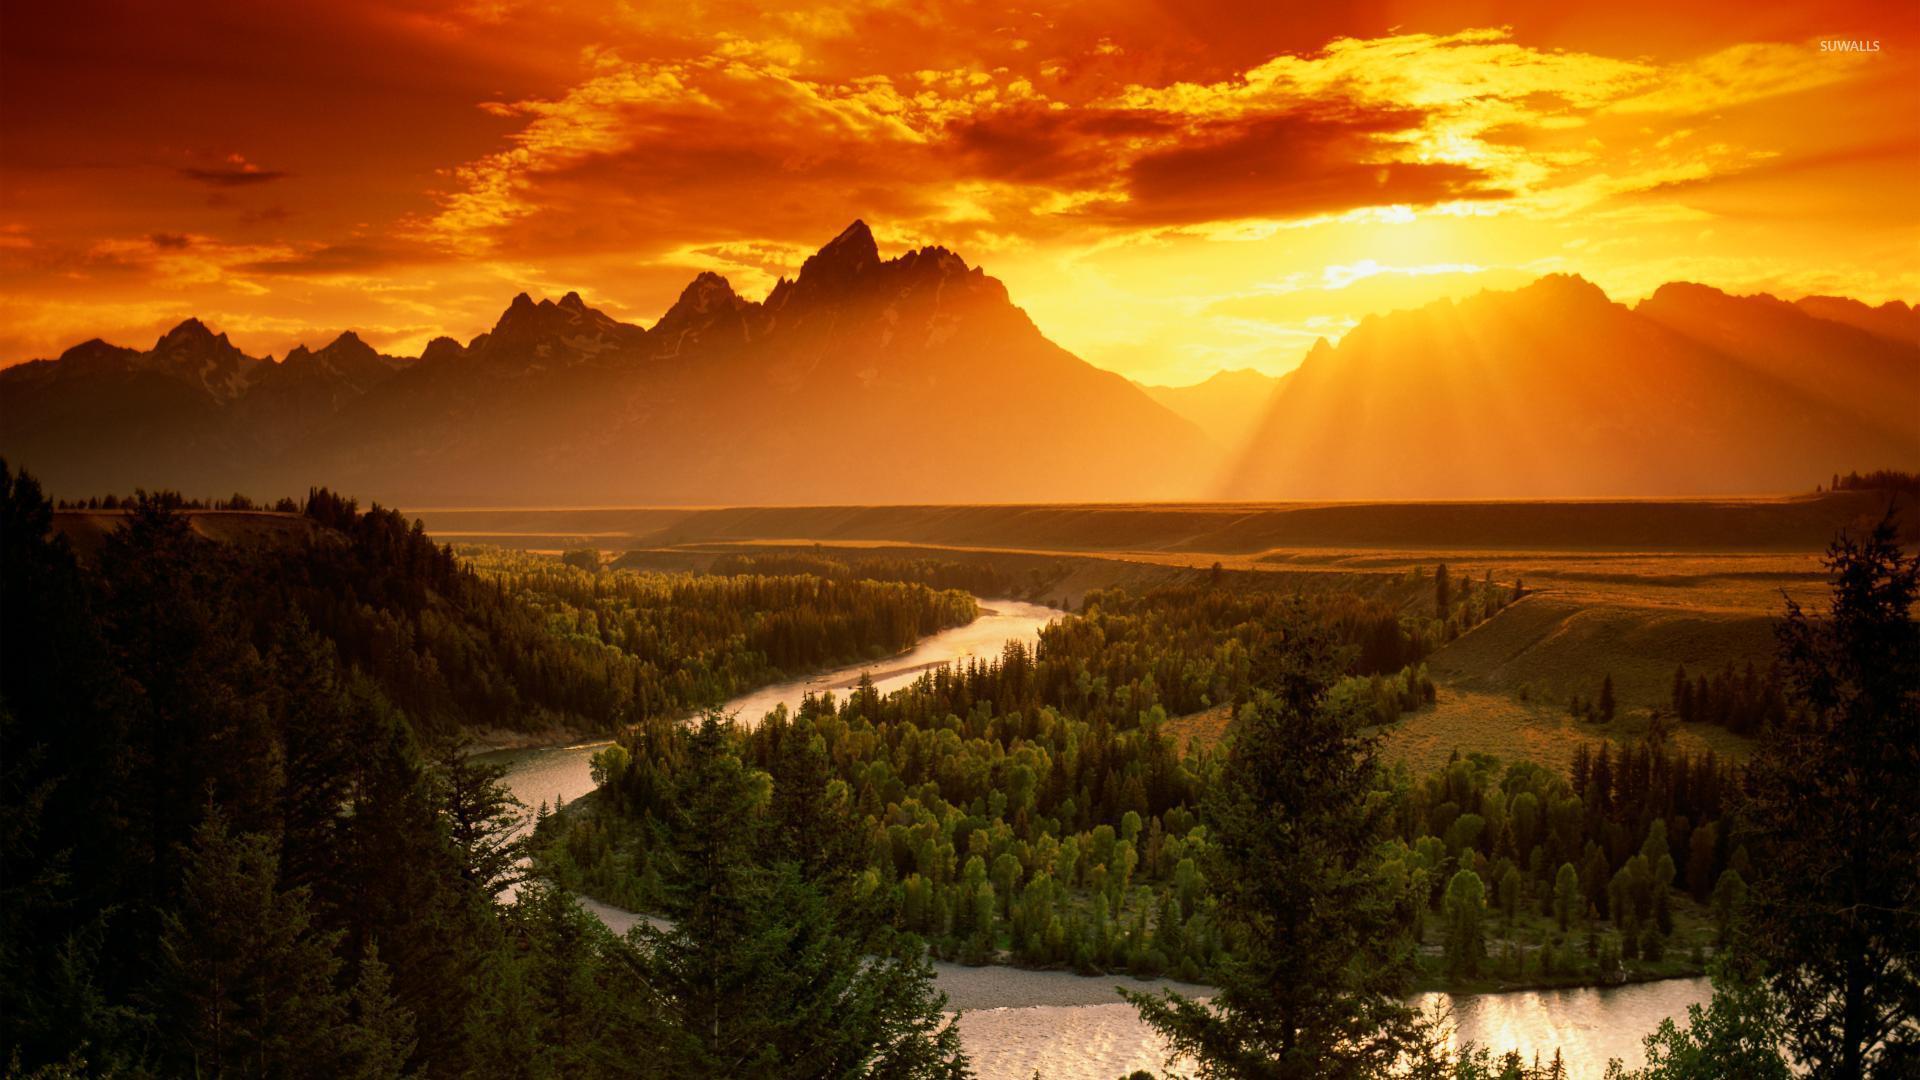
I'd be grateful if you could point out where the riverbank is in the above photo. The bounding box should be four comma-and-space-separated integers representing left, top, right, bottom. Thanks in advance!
564, 881, 1708, 1080
464, 724, 606, 754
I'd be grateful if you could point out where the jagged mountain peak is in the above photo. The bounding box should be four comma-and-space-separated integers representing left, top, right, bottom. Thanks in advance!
420, 336, 467, 365
156, 317, 219, 348
474, 288, 646, 369
794, 219, 881, 291
1795, 294, 1920, 345
57, 337, 138, 366
672, 271, 738, 311
824, 218, 876, 257
146, 316, 262, 401
1505, 272, 1612, 309
651, 271, 755, 356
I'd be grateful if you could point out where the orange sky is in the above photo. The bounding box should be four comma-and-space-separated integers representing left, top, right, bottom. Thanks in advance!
2, 0, 1915, 384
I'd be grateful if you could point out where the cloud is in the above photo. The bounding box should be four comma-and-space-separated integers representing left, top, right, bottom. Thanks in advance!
1099, 110, 1506, 225
238, 243, 415, 276
411, 24, 1885, 263
179, 166, 289, 187
3, 6, 1911, 377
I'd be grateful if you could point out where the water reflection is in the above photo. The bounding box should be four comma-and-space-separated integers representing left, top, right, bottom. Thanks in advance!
1418, 980, 1712, 1078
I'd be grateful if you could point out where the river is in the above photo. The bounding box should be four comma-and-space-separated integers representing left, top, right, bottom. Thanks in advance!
478, 598, 1710, 1079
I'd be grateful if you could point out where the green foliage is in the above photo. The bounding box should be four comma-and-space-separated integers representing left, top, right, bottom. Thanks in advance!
0, 466, 975, 1078
630, 715, 968, 1078
1122, 614, 1435, 1077
1741, 513, 1920, 1077
703, 551, 1013, 597
461, 545, 979, 730
1444, 870, 1487, 978
153, 812, 366, 1078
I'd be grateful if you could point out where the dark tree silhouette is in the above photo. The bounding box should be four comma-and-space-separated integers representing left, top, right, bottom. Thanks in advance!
1742, 514, 1920, 1078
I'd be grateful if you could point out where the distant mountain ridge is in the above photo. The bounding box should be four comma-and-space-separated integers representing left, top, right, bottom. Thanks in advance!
1226, 275, 1919, 499
2, 227, 1913, 503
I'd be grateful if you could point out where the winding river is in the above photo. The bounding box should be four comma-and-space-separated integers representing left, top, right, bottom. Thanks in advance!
477, 599, 1710, 1079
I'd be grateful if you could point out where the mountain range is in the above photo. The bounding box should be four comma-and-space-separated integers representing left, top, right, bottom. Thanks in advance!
1226, 275, 1918, 499
1, 222, 1914, 503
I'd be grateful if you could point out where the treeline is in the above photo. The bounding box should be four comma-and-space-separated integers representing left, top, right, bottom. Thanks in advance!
54, 490, 302, 511
705, 551, 1013, 597
948, 584, 1430, 728
3, 465, 613, 1074
461, 547, 977, 722
573, 666, 1216, 977
38, 480, 980, 738
1827, 468, 1920, 496
1387, 737, 1745, 983
1426, 561, 1522, 643
1669, 661, 1789, 735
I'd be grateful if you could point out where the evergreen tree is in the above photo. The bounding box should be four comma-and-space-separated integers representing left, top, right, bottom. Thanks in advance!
429, 741, 527, 902
151, 812, 362, 1078
1742, 515, 1920, 1077
1123, 615, 1433, 1077
1444, 870, 1488, 979
1552, 864, 1581, 932
339, 945, 417, 1080
635, 715, 968, 1078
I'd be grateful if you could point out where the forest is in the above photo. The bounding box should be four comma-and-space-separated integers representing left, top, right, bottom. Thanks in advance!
3, 459, 1915, 1078
546, 589, 1743, 989
1, 466, 975, 1077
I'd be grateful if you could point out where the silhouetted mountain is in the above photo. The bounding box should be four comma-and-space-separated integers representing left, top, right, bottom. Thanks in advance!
1, 223, 1212, 503
1227, 275, 1919, 499
1138, 368, 1288, 455
1638, 283, 1918, 443
241, 332, 410, 446
147, 318, 265, 401
5, 237, 1914, 503
302, 221, 1214, 503
1793, 295, 1920, 347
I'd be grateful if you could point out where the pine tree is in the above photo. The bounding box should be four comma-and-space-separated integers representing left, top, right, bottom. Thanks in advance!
339, 944, 417, 1080
152, 812, 354, 1078
429, 739, 527, 901
1123, 615, 1434, 1076
1444, 869, 1488, 978
636, 714, 968, 1078
1742, 515, 1920, 1077
1553, 863, 1581, 932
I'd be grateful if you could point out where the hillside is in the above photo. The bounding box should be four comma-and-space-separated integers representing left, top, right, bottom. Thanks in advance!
1225, 275, 1919, 499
